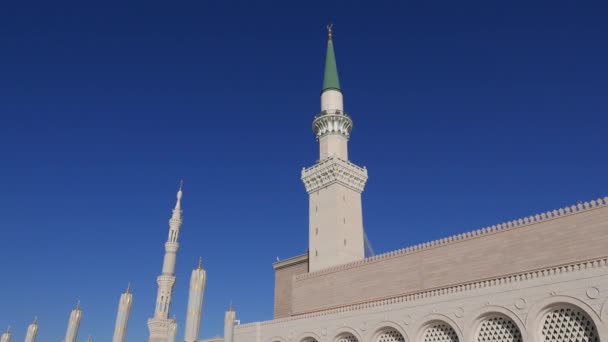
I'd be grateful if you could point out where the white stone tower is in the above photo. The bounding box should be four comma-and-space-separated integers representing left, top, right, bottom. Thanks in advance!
112, 284, 133, 342
302, 25, 369, 272
148, 181, 183, 342
25, 318, 38, 342
64, 301, 82, 342
184, 258, 207, 342
223, 305, 236, 342
1, 326, 10, 342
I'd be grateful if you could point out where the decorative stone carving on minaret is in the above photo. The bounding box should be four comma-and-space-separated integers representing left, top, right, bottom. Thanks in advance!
302, 26, 369, 272
184, 258, 207, 342
112, 283, 133, 342
148, 181, 183, 342
64, 301, 82, 342
25, 318, 38, 342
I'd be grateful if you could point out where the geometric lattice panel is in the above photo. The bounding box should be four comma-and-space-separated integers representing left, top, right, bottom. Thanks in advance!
477, 315, 522, 342
541, 307, 599, 342
377, 328, 405, 342
423, 323, 459, 342
337, 333, 358, 342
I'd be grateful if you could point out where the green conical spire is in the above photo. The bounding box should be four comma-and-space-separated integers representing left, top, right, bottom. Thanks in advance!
322, 24, 341, 93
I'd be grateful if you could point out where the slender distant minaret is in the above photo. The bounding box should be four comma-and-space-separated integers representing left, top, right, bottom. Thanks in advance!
184, 258, 207, 342
223, 305, 236, 342
148, 181, 184, 342
302, 25, 369, 272
112, 284, 133, 342
85, 336, 92, 342
64, 302, 82, 342
1, 326, 10, 342
25, 318, 38, 342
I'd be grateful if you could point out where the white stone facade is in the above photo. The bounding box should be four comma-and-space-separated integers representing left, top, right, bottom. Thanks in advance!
235, 258, 608, 342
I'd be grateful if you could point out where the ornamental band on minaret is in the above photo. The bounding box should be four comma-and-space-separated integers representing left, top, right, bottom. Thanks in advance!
302, 25, 369, 272
112, 284, 133, 342
148, 182, 183, 342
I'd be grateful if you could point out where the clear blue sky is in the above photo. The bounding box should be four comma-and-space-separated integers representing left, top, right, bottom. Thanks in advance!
1, 1, 607, 341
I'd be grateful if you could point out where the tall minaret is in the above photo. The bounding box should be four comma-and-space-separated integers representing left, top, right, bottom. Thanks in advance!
25, 318, 38, 342
112, 284, 133, 342
1, 326, 10, 342
223, 305, 236, 342
302, 25, 369, 272
184, 258, 207, 342
148, 181, 183, 342
64, 301, 82, 342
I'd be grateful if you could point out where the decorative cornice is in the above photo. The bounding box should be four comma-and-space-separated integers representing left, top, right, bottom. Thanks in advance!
301, 156, 368, 193
236, 255, 608, 329
295, 197, 608, 280
313, 110, 352, 141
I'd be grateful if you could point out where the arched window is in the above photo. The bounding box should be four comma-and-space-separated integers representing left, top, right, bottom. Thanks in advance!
477, 315, 522, 342
336, 333, 358, 342
422, 322, 458, 342
302, 338, 318, 342
376, 328, 405, 342
540, 305, 599, 342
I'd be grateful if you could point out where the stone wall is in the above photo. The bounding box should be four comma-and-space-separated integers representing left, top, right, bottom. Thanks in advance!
291, 199, 608, 314
274, 253, 309, 318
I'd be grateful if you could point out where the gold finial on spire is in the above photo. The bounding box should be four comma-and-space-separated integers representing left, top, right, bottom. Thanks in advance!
229, 301, 234, 312
197, 257, 203, 270
126, 282, 131, 294
76, 299, 81, 310
327, 23, 333, 40
33, 316, 37, 324
179, 178, 184, 191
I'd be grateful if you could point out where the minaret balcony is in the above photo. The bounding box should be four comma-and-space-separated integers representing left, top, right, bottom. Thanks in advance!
313, 110, 353, 141
301, 156, 368, 193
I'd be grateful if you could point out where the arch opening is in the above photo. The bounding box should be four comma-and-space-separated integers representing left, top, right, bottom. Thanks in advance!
336, 333, 358, 342
540, 305, 599, 342
476, 314, 522, 342
422, 322, 459, 342
375, 328, 405, 342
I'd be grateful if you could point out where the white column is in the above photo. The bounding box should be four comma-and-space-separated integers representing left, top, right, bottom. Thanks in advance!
224, 306, 236, 342
25, 318, 38, 342
64, 302, 82, 342
0, 327, 10, 342
184, 259, 207, 342
112, 284, 133, 342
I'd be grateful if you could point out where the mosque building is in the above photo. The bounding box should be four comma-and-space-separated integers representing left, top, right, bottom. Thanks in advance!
219, 26, 608, 342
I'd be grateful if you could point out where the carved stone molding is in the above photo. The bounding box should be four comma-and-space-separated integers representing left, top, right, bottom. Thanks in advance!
302, 157, 368, 194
